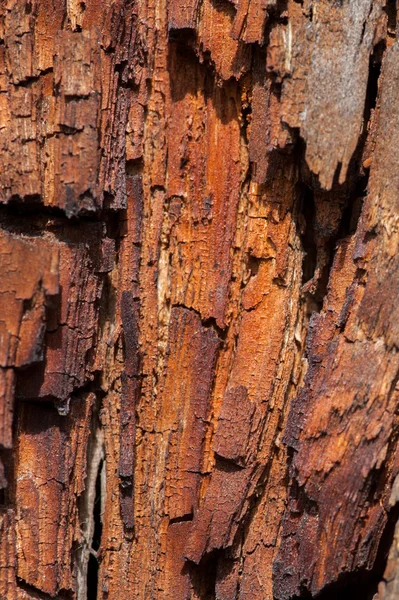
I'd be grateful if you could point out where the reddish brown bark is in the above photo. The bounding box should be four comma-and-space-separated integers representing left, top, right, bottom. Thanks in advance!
0, 0, 398, 599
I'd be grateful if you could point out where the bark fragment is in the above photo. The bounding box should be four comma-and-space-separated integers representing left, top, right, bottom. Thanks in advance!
0, 0, 398, 599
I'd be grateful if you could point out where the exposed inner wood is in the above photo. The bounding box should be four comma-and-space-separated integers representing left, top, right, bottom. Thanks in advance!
0, 0, 398, 599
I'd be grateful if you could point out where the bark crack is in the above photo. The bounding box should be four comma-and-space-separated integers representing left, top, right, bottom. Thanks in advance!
75, 396, 105, 600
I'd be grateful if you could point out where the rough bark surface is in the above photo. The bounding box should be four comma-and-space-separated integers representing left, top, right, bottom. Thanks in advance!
0, 0, 398, 599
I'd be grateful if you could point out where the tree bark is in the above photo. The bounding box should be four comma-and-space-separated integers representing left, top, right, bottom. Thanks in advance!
0, 0, 398, 598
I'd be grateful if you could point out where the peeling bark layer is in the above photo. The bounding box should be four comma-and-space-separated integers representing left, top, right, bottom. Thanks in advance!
0, 0, 398, 599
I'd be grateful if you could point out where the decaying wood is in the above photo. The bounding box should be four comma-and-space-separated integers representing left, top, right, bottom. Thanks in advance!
0, 0, 398, 598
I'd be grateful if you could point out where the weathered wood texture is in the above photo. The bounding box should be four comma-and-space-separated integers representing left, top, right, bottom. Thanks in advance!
0, 0, 398, 599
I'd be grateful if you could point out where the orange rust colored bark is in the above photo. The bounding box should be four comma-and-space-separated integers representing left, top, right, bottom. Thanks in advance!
0, 0, 398, 599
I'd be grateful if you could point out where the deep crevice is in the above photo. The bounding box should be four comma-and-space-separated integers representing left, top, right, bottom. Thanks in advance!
169, 512, 194, 525
214, 454, 245, 471
0, 449, 13, 503
366, 41, 384, 119
201, 315, 229, 341
384, 0, 397, 38
298, 184, 317, 290
186, 548, 221, 600
75, 395, 104, 600
87, 457, 103, 600
0, 199, 126, 240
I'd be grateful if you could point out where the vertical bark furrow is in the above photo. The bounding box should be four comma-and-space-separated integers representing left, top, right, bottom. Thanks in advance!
0, 0, 398, 599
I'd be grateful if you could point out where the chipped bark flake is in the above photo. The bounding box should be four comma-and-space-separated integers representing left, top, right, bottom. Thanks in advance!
282, 0, 384, 189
